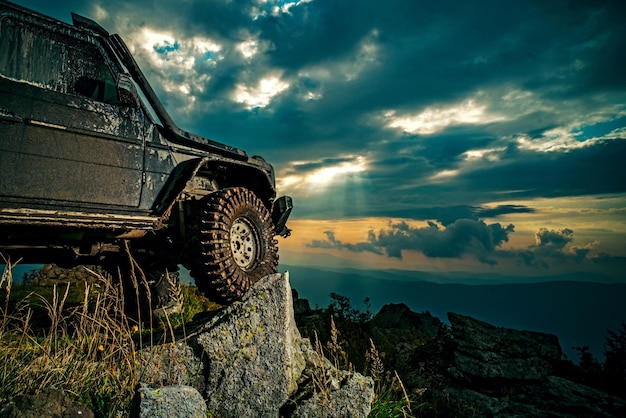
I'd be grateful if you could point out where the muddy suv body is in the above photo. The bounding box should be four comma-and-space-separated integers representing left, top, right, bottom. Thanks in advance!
0, 1, 292, 302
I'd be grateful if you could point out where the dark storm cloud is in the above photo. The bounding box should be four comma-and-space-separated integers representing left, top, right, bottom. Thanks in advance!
307, 230, 383, 255
62, 0, 621, 156
359, 135, 626, 219
517, 227, 595, 268
590, 253, 626, 265
384, 205, 535, 226
460, 139, 626, 200
476, 205, 535, 219
374, 220, 514, 261
307, 223, 621, 271
39, 1, 620, 166
13, 0, 626, 229
535, 228, 574, 249
307, 219, 515, 265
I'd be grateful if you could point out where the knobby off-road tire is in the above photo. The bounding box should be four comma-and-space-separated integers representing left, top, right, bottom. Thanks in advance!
188, 187, 278, 303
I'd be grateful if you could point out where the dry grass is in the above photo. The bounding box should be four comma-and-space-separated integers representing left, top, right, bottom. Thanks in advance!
367, 339, 426, 418
0, 258, 139, 416
307, 315, 422, 417
308, 317, 352, 416
311, 331, 332, 414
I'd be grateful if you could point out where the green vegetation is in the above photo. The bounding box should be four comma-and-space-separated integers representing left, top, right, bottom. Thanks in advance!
298, 292, 626, 417
556, 322, 626, 399
0, 260, 137, 416
3, 260, 625, 416
301, 293, 431, 417
0, 260, 222, 416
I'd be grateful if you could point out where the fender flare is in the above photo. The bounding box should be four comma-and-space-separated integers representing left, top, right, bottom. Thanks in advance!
152, 157, 209, 215
152, 157, 276, 217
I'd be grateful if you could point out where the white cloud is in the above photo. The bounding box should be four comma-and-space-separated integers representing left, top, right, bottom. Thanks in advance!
233, 74, 290, 109
123, 28, 223, 115
516, 125, 626, 153
135, 29, 222, 69
518, 127, 580, 152
429, 169, 460, 181
278, 155, 368, 194
92, 5, 108, 21
385, 98, 506, 135
250, 0, 313, 19
237, 39, 260, 59
305, 91, 323, 100
463, 147, 506, 162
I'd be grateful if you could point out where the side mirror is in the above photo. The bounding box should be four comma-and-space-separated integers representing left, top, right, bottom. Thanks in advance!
117, 73, 139, 107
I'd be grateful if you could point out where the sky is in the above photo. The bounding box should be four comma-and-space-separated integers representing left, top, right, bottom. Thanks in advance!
9, 0, 626, 282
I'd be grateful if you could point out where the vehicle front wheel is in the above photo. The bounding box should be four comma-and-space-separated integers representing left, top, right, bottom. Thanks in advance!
187, 187, 278, 303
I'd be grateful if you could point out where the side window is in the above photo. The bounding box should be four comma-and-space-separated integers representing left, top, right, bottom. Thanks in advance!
0, 16, 120, 104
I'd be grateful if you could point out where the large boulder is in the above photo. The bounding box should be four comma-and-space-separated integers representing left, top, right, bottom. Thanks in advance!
140, 272, 373, 417
134, 384, 207, 418
448, 312, 562, 383
189, 272, 307, 417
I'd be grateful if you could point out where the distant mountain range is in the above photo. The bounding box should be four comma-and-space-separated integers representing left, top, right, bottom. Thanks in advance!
282, 264, 626, 361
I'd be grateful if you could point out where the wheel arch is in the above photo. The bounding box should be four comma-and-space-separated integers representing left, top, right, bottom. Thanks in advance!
153, 157, 276, 219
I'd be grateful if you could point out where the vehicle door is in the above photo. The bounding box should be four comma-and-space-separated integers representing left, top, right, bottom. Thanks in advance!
0, 13, 145, 209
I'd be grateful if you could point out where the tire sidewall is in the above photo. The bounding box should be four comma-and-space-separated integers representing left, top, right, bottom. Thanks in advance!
187, 187, 278, 302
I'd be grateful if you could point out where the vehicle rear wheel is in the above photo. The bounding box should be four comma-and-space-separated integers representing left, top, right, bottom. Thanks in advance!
187, 187, 278, 303
102, 246, 183, 322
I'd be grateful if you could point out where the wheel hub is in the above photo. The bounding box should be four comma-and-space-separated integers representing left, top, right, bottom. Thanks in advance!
229, 217, 259, 270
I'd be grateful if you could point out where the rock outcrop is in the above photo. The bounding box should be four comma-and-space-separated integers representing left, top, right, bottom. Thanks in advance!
371, 303, 442, 347
448, 312, 562, 383
292, 299, 626, 418
443, 312, 626, 417
361, 306, 625, 417
136, 272, 374, 418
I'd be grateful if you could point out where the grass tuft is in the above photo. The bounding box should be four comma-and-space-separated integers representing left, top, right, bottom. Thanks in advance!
0, 259, 138, 416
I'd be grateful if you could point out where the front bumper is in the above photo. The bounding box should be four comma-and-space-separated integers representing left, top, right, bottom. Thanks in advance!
271, 196, 293, 237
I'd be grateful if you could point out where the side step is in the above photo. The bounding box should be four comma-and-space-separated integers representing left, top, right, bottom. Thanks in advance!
0, 208, 158, 230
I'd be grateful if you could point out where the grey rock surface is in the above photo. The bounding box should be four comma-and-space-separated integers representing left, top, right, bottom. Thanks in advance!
448, 312, 562, 382
443, 375, 626, 417
290, 369, 374, 418
190, 272, 306, 417
444, 312, 626, 417
137, 341, 205, 393
135, 383, 207, 418
132, 272, 374, 418
0, 389, 94, 418
282, 335, 374, 418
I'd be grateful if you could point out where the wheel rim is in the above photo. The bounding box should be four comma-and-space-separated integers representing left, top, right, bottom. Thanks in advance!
229, 216, 259, 270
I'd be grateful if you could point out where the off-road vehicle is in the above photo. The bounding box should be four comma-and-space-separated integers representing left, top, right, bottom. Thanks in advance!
0, 0, 292, 304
